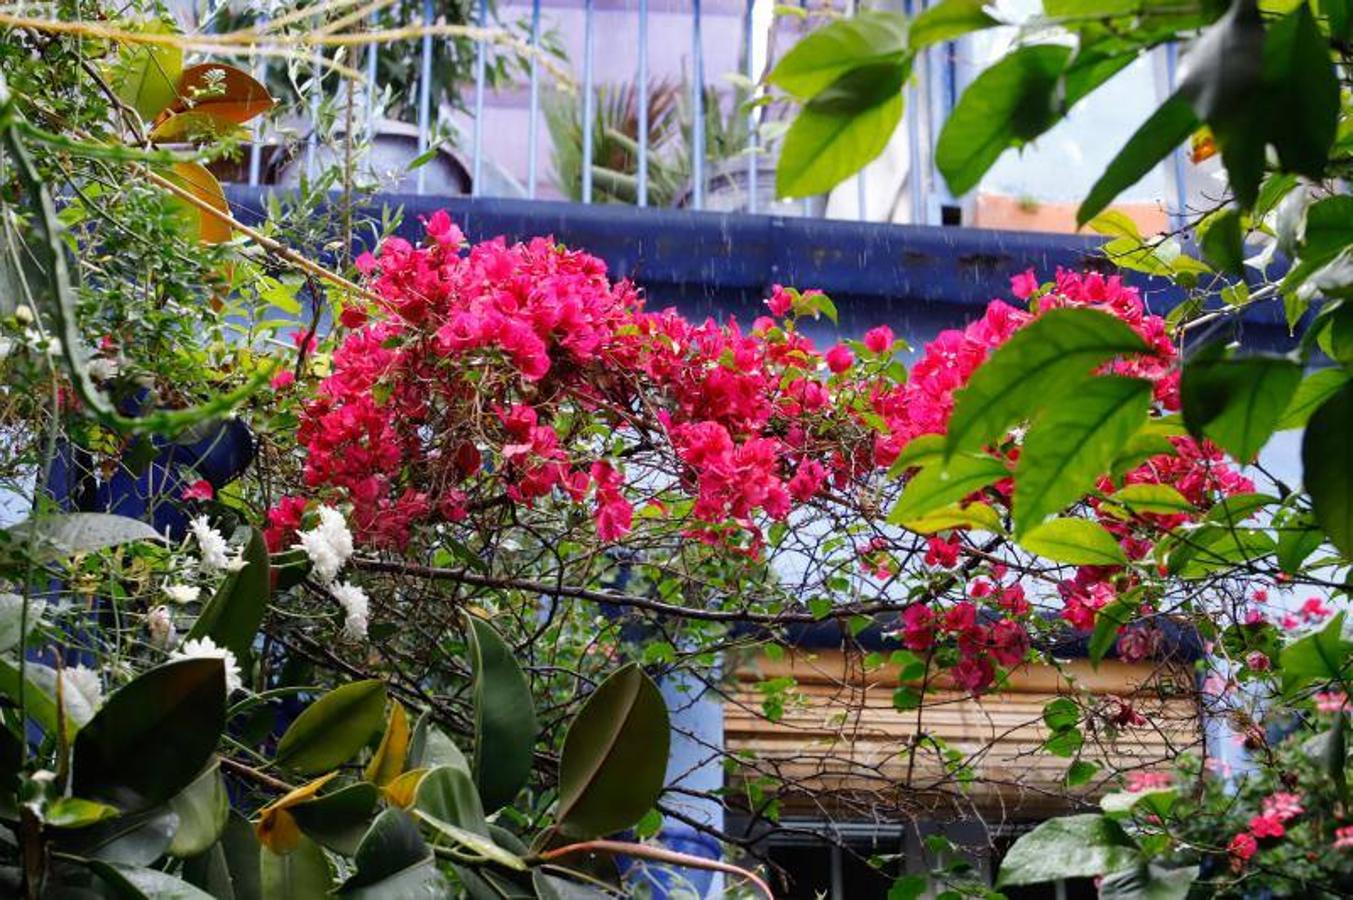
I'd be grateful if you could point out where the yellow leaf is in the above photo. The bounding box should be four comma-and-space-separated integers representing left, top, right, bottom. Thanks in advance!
254, 771, 337, 855
382, 767, 428, 809
364, 701, 409, 786
163, 162, 231, 244
150, 63, 275, 142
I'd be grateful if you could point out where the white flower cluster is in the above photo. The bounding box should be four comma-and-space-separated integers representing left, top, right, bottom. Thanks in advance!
147, 605, 176, 648
172, 636, 243, 694
188, 516, 246, 573
298, 505, 354, 584
59, 665, 104, 711
330, 581, 370, 641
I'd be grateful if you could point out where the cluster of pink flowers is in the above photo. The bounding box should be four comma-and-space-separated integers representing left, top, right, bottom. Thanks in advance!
1230, 791, 1306, 868
1124, 771, 1172, 792
897, 593, 1031, 694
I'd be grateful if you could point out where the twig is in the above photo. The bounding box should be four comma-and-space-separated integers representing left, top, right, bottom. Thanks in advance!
534, 839, 774, 899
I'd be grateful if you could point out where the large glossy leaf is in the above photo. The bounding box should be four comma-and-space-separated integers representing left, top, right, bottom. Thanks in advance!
255, 772, 339, 854
556, 663, 670, 838
1261, 3, 1339, 179
407, 711, 470, 772
411, 810, 526, 871
290, 782, 380, 856
1277, 369, 1349, 430
935, 44, 1070, 196
340, 808, 433, 892
1281, 612, 1353, 695
1078, 94, 1198, 226
260, 835, 332, 899
0, 656, 66, 735
1099, 864, 1199, 900
1182, 348, 1301, 463
187, 526, 269, 661
945, 308, 1150, 458
909, 0, 999, 48
776, 62, 908, 199
275, 680, 387, 775
888, 453, 1008, 526
87, 860, 214, 899
766, 11, 909, 98
59, 806, 179, 865
182, 812, 259, 900
997, 814, 1140, 886
414, 765, 487, 836
5, 512, 162, 563
167, 760, 228, 858
72, 658, 226, 812
1020, 518, 1127, 566
1014, 376, 1151, 536
466, 616, 537, 813
1303, 382, 1353, 557
365, 701, 410, 786
1198, 208, 1244, 276
149, 63, 275, 141
163, 162, 231, 244
107, 23, 183, 120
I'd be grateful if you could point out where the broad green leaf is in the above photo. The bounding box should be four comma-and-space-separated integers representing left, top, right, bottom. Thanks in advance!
289, 782, 380, 856
255, 772, 339, 855
182, 812, 260, 900
1261, 3, 1339, 179
341, 808, 432, 891
1100, 787, 1176, 817
413, 810, 527, 871
466, 615, 537, 813
1181, 348, 1302, 463
1020, 518, 1127, 566
1277, 369, 1349, 430
1276, 510, 1323, 574
1042, 698, 1079, 732
1099, 864, 1199, 900
365, 701, 410, 786
767, 11, 909, 98
888, 453, 1008, 526
896, 502, 1003, 535
167, 760, 228, 857
1300, 196, 1353, 264
187, 526, 269, 661
414, 765, 487, 837
1198, 208, 1244, 275
909, 0, 999, 48
43, 797, 120, 828
1065, 760, 1099, 787
5, 512, 163, 563
261, 836, 332, 898
0, 656, 66, 735
1175, 528, 1275, 579
87, 860, 214, 900
1089, 598, 1138, 667
72, 658, 226, 812
275, 680, 387, 775
340, 858, 447, 899
1078, 94, 1198, 226
996, 815, 1140, 886
1044, 728, 1084, 757
57, 806, 178, 865
1107, 484, 1194, 516
407, 712, 470, 773
776, 63, 908, 198
1302, 382, 1353, 556
886, 433, 946, 478
936, 44, 1071, 196
946, 308, 1150, 457
1281, 612, 1353, 694
556, 663, 670, 838
107, 23, 183, 120
1014, 376, 1152, 535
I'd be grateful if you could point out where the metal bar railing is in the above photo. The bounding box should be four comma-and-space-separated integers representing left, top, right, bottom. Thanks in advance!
581, 0, 596, 203
690, 0, 705, 211
472, 0, 488, 195
527, 0, 542, 199
742, 0, 756, 214
637, 0, 649, 207
415, 0, 434, 194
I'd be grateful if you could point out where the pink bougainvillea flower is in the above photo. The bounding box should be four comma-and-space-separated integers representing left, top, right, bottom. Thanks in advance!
181, 480, 214, 502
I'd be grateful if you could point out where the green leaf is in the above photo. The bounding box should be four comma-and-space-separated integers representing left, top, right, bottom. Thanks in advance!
260, 835, 332, 899
87, 860, 214, 900
1302, 382, 1353, 557
1300, 197, 1353, 264
1044, 728, 1084, 757
767, 11, 909, 98
1199, 208, 1245, 276
290, 782, 380, 855
465, 615, 537, 814
1181, 348, 1302, 463
412, 810, 528, 872
414, 765, 487, 837
556, 663, 670, 838
996, 815, 1141, 886
0, 656, 67, 736
43, 797, 120, 828
167, 760, 228, 857
407, 712, 471, 773
886, 433, 946, 478
1078, 94, 1198, 227
1280, 369, 1349, 430
275, 680, 387, 776
1013, 376, 1152, 535
187, 527, 269, 661
888, 453, 1008, 526
1107, 484, 1194, 516
5, 512, 163, 563
1089, 598, 1138, 667
1261, 2, 1339, 179
72, 658, 226, 812
340, 808, 436, 894
776, 62, 908, 198
1276, 511, 1323, 574
107, 23, 183, 120
889, 874, 930, 900
1101, 787, 1177, 817
909, 0, 999, 48
1020, 518, 1127, 566
936, 44, 1071, 196
1282, 612, 1353, 694
1098, 864, 1199, 900
1042, 698, 1079, 732
945, 308, 1150, 458
59, 807, 178, 865
1065, 760, 1099, 787
182, 812, 260, 900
